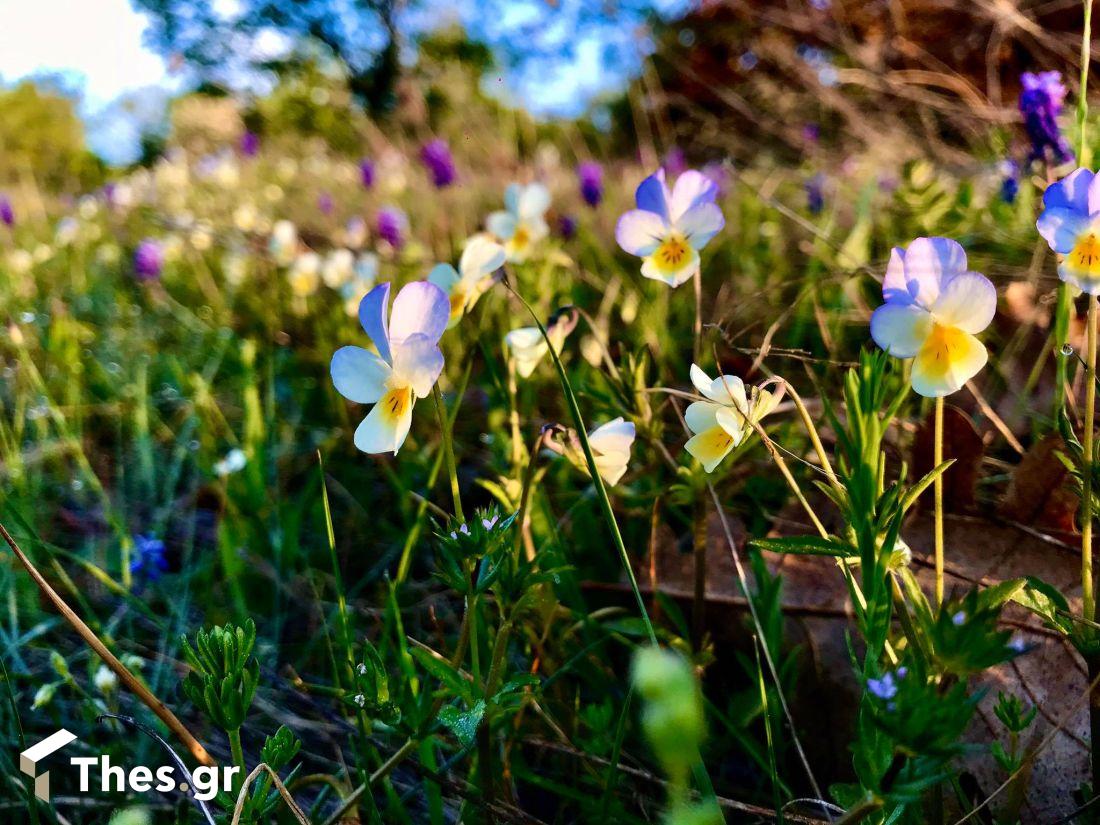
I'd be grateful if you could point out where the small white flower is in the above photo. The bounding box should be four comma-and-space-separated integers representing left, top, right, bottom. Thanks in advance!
94, 664, 118, 694
323, 248, 356, 289
214, 448, 247, 477
487, 183, 551, 262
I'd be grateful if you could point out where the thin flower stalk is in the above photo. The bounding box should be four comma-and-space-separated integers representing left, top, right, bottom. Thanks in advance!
934, 396, 946, 606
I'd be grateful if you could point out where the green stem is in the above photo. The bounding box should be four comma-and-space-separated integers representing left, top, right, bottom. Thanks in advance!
934, 396, 945, 607
1084, 296, 1097, 623
507, 283, 657, 646
228, 727, 246, 797
1078, 0, 1094, 169
433, 384, 464, 524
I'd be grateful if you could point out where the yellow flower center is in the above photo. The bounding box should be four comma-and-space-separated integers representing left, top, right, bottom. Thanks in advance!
918, 322, 969, 374
380, 385, 412, 421
1069, 232, 1100, 279
653, 235, 689, 271
512, 226, 530, 250
448, 288, 467, 319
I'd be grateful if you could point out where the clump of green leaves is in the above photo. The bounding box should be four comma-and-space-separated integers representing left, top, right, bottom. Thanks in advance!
180, 618, 259, 734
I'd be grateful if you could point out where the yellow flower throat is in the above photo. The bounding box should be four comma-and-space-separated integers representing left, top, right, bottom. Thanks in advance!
1069, 232, 1100, 278
653, 235, 689, 269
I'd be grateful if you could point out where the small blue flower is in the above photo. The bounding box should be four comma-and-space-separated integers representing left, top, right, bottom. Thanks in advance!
952, 610, 967, 626
577, 162, 603, 207
866, 672, 898, 701
130, 535, 168, 581
359, 159, 375, 189
133, 240, 163, 281
805, 174, 825, 214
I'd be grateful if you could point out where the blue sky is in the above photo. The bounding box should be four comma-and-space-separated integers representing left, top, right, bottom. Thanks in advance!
0, 0, 665, 163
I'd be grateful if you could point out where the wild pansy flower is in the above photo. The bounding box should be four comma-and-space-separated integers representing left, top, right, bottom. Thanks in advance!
578, 162, 603, 207
133, 240, 163, 281
130, 534, 168, 581
1019, 71, 1072, 166
323, 248, 356, 289
377, 207, 407, 250
684, 364, 781, 472
870, 237, 996, 397
615, 169, 725, 287
359, 158, 375, 189
288, 251, 322, 297
330, 281, 449, 454
269, 219, 298, 266
1035, 168, 1100, 294
340, 252, 379, 316
421, 139, 457, 188
487, 183, 551, 262
0, 194, 13, 227
428, 235, 507, 327
504, 307, 579, 378
548, 418, 635, 486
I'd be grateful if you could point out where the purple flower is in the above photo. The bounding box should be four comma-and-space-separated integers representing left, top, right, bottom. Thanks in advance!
130, 534, 168, 581
1019, 71, 1073, 166
558, 214, 578, 239
0, 195, 12, 227
133, 240, 163, 281
701, 162, 731, 196
240, 131, 260, 157
663, 147, 687, 177
805, 173, 825, 214
1000, 159, 1019, 204
802, 123, 821, 145
577, 162, 603, 207
376, 207, 407, 250
420, 139, 456, 188
318, 192, 335, 216
359, 159, 375, 189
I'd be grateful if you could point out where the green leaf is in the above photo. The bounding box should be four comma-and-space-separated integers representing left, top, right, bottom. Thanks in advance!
437, 699, 486, 747
749, 535, 857, 558
411, 647, 473, 700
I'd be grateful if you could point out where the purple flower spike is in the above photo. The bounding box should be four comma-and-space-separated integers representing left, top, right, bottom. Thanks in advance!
577, 162, 603, 207
421, 139, 456, 188
130, 534, 168, 581
133, 240, 163, 281
240, 131, 260, 157
558, 214, 578, 239
0, 195, 13, 227
1019, 71, 1073, 166
318, 192, 335, 216
376, 207, 407, 250
805, 173, 825, 214
359, 158, 375, 189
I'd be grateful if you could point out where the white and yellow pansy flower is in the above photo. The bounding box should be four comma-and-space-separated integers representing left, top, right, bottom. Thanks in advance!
330, 281, 450, 454
869, 237, 996, 397
487, 183, 551, 262
615, 168, 725, 287
504, 308, 579, 378
428, 235, 507, 326
684, 364, 781, 472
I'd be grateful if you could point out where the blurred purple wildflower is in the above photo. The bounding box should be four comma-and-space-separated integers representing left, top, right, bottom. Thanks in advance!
866, 672, 898, 701
663, 147, 687, 177
1019, 71, 1073, 166
133, 240, 163, 281
240, 131, 260, 157
558, 214, 578, 239
377, 207, 407, 249
0, 194, 13, 227
805, 173, 825, 214
359, 158, 375, 189
577, 162, 603, 207
1000, 159, 1019, 204
701, 162, 731, 196
130, 534, 168, 581
318, 192, 335, 216
420, 139, 456, 188
802, 123, 820, 145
